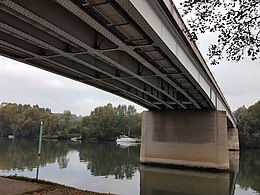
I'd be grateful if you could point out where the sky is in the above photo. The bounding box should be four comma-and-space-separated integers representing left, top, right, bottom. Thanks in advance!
0, 4, 259, 116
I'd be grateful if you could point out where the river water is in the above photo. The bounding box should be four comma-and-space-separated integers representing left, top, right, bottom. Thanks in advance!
0, 138, 259, 195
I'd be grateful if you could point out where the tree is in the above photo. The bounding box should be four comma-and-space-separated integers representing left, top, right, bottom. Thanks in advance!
234, 101, 260, 148
61, 110, 72, 136
81, 104, 142, 140
180, 0, 260, 65
126, 105, 141, 137
0, 102, 79, 138
0, 103, 19, 136
87, 103, 118, 140
0, 102, 141, 140
116, 105, 128, 135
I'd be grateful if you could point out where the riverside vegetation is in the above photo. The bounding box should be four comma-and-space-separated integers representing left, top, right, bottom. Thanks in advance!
234, 100, 260, 148
0, 102, 141, 140
0, 100, 260, 148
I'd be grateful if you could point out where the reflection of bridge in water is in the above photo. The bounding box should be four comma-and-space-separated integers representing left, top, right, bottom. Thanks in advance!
140, 151, 240, 195
0, 0, 239, 169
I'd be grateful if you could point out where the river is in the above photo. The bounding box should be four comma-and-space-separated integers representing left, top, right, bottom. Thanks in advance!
0, 138, 259, 195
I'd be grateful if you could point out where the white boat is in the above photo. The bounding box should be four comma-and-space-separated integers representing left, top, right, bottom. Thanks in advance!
116, 135, 136, 143
71, 135, 82, 141
8, 135, 15, 139
71, 137, 78, 141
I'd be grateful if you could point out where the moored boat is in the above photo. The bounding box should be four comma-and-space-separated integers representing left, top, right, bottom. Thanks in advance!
8, 135, 15, 139
116, 135, 136, 143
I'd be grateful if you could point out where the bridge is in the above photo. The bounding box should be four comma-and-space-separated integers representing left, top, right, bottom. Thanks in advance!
0, 0, 239, 170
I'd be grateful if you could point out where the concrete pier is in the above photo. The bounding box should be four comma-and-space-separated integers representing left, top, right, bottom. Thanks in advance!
140, 110, 230, 170
228, 128, 240, 150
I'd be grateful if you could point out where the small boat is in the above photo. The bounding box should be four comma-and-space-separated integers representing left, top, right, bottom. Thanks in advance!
116, 135, 136, 143
71, 135, 82, 141
8, 135, 15, 139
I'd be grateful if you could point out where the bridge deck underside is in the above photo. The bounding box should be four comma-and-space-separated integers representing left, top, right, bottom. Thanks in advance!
0, 0, 213, 110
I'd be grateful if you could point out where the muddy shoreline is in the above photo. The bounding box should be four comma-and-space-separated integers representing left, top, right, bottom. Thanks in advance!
0, 176, 111, 195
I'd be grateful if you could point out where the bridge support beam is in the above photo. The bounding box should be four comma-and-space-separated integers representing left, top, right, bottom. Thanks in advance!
228, 127, 239, 151
140, 110, 230, 170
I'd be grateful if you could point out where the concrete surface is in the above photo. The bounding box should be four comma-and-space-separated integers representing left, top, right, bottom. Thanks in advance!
140, 110, 230, 170
228, 127, 240, 150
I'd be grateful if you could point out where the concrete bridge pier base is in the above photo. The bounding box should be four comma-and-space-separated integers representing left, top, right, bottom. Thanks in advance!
228, 127, 240, 150
140, 110, 230, 170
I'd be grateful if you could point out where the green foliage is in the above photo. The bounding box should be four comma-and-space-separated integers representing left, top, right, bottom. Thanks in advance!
0, 102, 141, 140
234, 101, 260, 148
180, 0, 260, 65
0, 102, 80, 138
81, 103, 142, 140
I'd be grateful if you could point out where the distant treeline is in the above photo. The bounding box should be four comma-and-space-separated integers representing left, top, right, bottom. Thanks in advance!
1, 100, 259, 148
0, 102, 141, 140
234, 100, 260, 148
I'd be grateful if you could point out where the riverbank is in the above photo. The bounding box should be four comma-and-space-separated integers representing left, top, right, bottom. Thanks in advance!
0, 176, 111, 195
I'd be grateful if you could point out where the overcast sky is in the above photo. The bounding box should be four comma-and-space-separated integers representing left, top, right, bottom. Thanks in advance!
0, 5, 259, 116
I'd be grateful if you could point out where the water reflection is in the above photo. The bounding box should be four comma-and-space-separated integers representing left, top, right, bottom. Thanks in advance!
140, 165, 232, 195
0, 138, 260, 195
0, 138, 72, 171
117, 142, 139, 149
237, 149, 260, 193
0, 138, 140, 180
140, 151, 241, 195
78, 142, 140, 179
35, 155, 41, 180
229, 151, 239, 195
